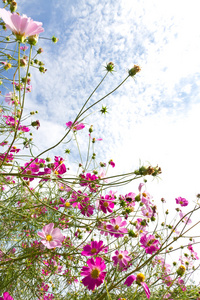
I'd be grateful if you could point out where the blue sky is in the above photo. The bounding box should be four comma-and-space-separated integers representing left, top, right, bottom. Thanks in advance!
1, 0, 200, 206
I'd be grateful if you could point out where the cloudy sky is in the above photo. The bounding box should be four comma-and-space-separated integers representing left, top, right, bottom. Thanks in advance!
2, 0, 200, 210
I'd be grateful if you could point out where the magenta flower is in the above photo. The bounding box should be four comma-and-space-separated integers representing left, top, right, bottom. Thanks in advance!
107, 216, 128, 238
0, 292, 14, 300
112, 250, 131, 270
37, 223, 64, 249
175, 197, 188, 207
124, 273, 150, 299
99, 196, 115, 214
66, 121, 85, 131
125, 192, 136, 206
140, 234, 160, 254
81, 257, 107, 290
81, 241, 108, 256
0, 9, 44, 41
109, 159, 115, 168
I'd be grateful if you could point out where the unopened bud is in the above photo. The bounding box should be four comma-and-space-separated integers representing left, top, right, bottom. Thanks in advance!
37, 47, 44, 54
39, 66, 47, 73
10, 1, 17, 12
129, 65, 141, 77
20, 58, 27, 67
52, 36, 59, 43
176, 265, 186, 276
106, 62, 114, 72
28, 35, 38, 46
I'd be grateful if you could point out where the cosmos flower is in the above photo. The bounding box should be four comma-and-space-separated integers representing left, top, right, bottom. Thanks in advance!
37, 223, 64, 249
107, 216, 127, 238
140, 234, 160, 254
0, 292, 14, 300
124, 273, 150, 299
66, 121, 85, 131
81, 257, 107, 290
175, 197, 188, 207
112, 250, 131, 270
0, 8, 44, 42
81, 241, 108, 256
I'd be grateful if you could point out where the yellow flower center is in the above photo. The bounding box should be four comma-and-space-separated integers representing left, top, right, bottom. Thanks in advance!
65, 202, 70, 207
103, 202, 109, 207
136, 273, 145, 283
91, 267, 100, 279
114, 225, 119, 230
91, 248, 97, 254
26, 170, 32, 175
142, 192, 147, 197
46, 234, 52, 241
118, 254, 123, 259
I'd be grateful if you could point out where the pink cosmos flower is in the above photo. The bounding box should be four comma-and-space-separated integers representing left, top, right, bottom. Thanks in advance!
0, 292, 14, 300
78, 197, 94, 217
124, 273, 150, 299
0, 9, 44, 40
141, 206, 154, 218
135, 218, 148, 235
37, 223, 64, 249
81, 257, 107, 290
99, 195, 115, 214
179, 211, 192, 224
4, 92, 18, 106
20, 45, 28, 51
140, 234, 160, 254
125, 192, 136, 206
112, 250, 131, 270
81, 241, 108, 256
175, 197, 188, 207
66, 121, 85, 131
107, 216, 128, 238
98, 221, 109, 236
79, 173, 100, 192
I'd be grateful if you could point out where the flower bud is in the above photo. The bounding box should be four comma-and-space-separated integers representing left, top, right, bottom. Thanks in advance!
31, 120, 40, 130
176, 265, 186, 276
105, 62, 114, 72
135, 195, 140, 202
129, 65, 141, 77
28, 35, 39, 46
39, 66, 47, 73
52, 36, 59, 43
37, 47, 44, 54
89, 125, 93, 133
128, 230, 138, 238
10, 1, 17, 12
20, 58, 27, 67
